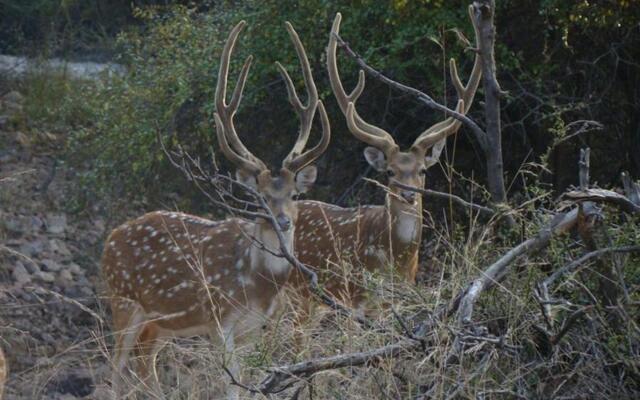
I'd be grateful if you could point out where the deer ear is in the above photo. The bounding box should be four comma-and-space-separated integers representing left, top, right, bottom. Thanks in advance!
295, 165, 317, 194
363, 146, 387, 172
424, 138, 446, 169
235, 169, 257, 190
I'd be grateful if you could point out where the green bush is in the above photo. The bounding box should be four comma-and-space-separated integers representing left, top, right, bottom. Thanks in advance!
66, 1, 481, 208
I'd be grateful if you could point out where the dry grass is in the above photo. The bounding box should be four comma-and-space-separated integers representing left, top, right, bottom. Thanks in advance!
1, 182, 638, 399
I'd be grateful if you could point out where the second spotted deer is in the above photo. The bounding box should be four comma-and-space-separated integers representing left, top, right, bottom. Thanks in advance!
290, 9, 482, 312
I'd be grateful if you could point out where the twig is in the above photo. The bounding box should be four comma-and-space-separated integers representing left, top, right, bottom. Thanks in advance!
157, 127, 378, 330
539, 245, 640, 292
394, 181, 495, 216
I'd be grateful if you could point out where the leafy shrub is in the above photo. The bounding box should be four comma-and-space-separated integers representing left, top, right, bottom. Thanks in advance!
65, 1, 484, 208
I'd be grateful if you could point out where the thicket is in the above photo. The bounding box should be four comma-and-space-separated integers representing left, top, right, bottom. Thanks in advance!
9, 0, 638, 212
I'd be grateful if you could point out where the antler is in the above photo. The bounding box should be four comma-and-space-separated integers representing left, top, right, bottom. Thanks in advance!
278, 22, 331, 172
411, 5, 483, 155
327, 13, 398, 155
214, 20, 267, 175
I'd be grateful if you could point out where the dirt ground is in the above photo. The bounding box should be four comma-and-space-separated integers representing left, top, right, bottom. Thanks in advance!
1, 90, 112, 399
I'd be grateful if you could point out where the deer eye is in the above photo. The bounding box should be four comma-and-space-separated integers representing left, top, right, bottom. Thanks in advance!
386, 169, 395, 177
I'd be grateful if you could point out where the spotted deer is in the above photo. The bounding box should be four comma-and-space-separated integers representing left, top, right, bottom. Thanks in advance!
102, 20, 329, 399
289, 9, 482, 311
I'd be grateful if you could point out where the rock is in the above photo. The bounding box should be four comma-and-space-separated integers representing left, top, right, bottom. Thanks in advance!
93, 218, 106, 233
1, 213, 42, 234
46, 214, 67, 234
12, 262, 32, 284
57, 270, 74, 288
49, 239, 71, 258
67, 263, 82, 275
41, 259, 63, 272
29, 215, 45, 231
2, 90, 24, 105
34, 271, 55, 283
19, 238, 47, 257
15, 131, 30, 148
50, 372, 94, 398
19, 259, 40, 274
57, 394, 79, 400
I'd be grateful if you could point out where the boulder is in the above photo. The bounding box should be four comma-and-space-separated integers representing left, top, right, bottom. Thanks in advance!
41, 259, 62, 272
46, 214, 67, 235
34, 271, 55, 283
12, 261, 32, 284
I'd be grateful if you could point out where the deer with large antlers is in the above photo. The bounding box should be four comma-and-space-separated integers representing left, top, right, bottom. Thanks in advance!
289, 9, 482, 312
102, 20, 329, 399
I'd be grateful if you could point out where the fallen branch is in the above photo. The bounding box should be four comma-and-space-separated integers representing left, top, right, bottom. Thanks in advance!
563, 188, 640, 214
456, 208, 579, 327
259, 337, 419, 394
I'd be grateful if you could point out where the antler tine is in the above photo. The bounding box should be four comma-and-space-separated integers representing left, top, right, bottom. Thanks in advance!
278, 21, 320, 167
328, 13, 397, 154
213, 113, 261, 175
215, 20, 267, 173
411, 4, 482, 154
412, 99, 465, 152
284, 100, 331, 172
345, 102, 396, 152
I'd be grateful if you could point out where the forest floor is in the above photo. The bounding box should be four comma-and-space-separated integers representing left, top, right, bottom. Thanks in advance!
0, 89, 112, 399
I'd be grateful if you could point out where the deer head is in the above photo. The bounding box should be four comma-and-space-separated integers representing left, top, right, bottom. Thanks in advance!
214, 21, 330, 231
327, 8, 481, 205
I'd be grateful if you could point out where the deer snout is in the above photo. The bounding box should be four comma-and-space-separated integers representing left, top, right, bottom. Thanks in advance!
400, 190, 417, 204
276, 214, 291, 232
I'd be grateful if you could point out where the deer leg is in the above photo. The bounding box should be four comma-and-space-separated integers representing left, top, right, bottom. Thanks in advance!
209, 326, 240, 400
133, 323, 165, 399
111, 306, 146, 399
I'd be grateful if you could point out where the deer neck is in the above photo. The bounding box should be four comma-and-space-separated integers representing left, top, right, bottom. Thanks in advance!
384, 193, 422, 278
250, 221, 294, 279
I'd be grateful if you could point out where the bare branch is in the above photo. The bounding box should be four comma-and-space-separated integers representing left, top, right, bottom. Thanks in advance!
457, 208, 579, 327
393, 181, 495, 217
333, 33, 489, 151
563, 188, 640, 214
539, 245, 640, 295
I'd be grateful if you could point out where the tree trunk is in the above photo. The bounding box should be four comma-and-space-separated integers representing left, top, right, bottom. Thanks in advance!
473, 1, 512, 222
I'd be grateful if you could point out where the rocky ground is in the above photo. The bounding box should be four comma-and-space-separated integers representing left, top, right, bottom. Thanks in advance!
1, 90, 110, 399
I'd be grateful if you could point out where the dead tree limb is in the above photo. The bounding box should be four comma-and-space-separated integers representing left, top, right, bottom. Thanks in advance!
563, 189, 640, 214
470, 0, 511, 220
456, 208, 578, 327
259, 338, 419, 394
575, 148, 619, 308
621, 171, 640, 205
538, 245, 640, 295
